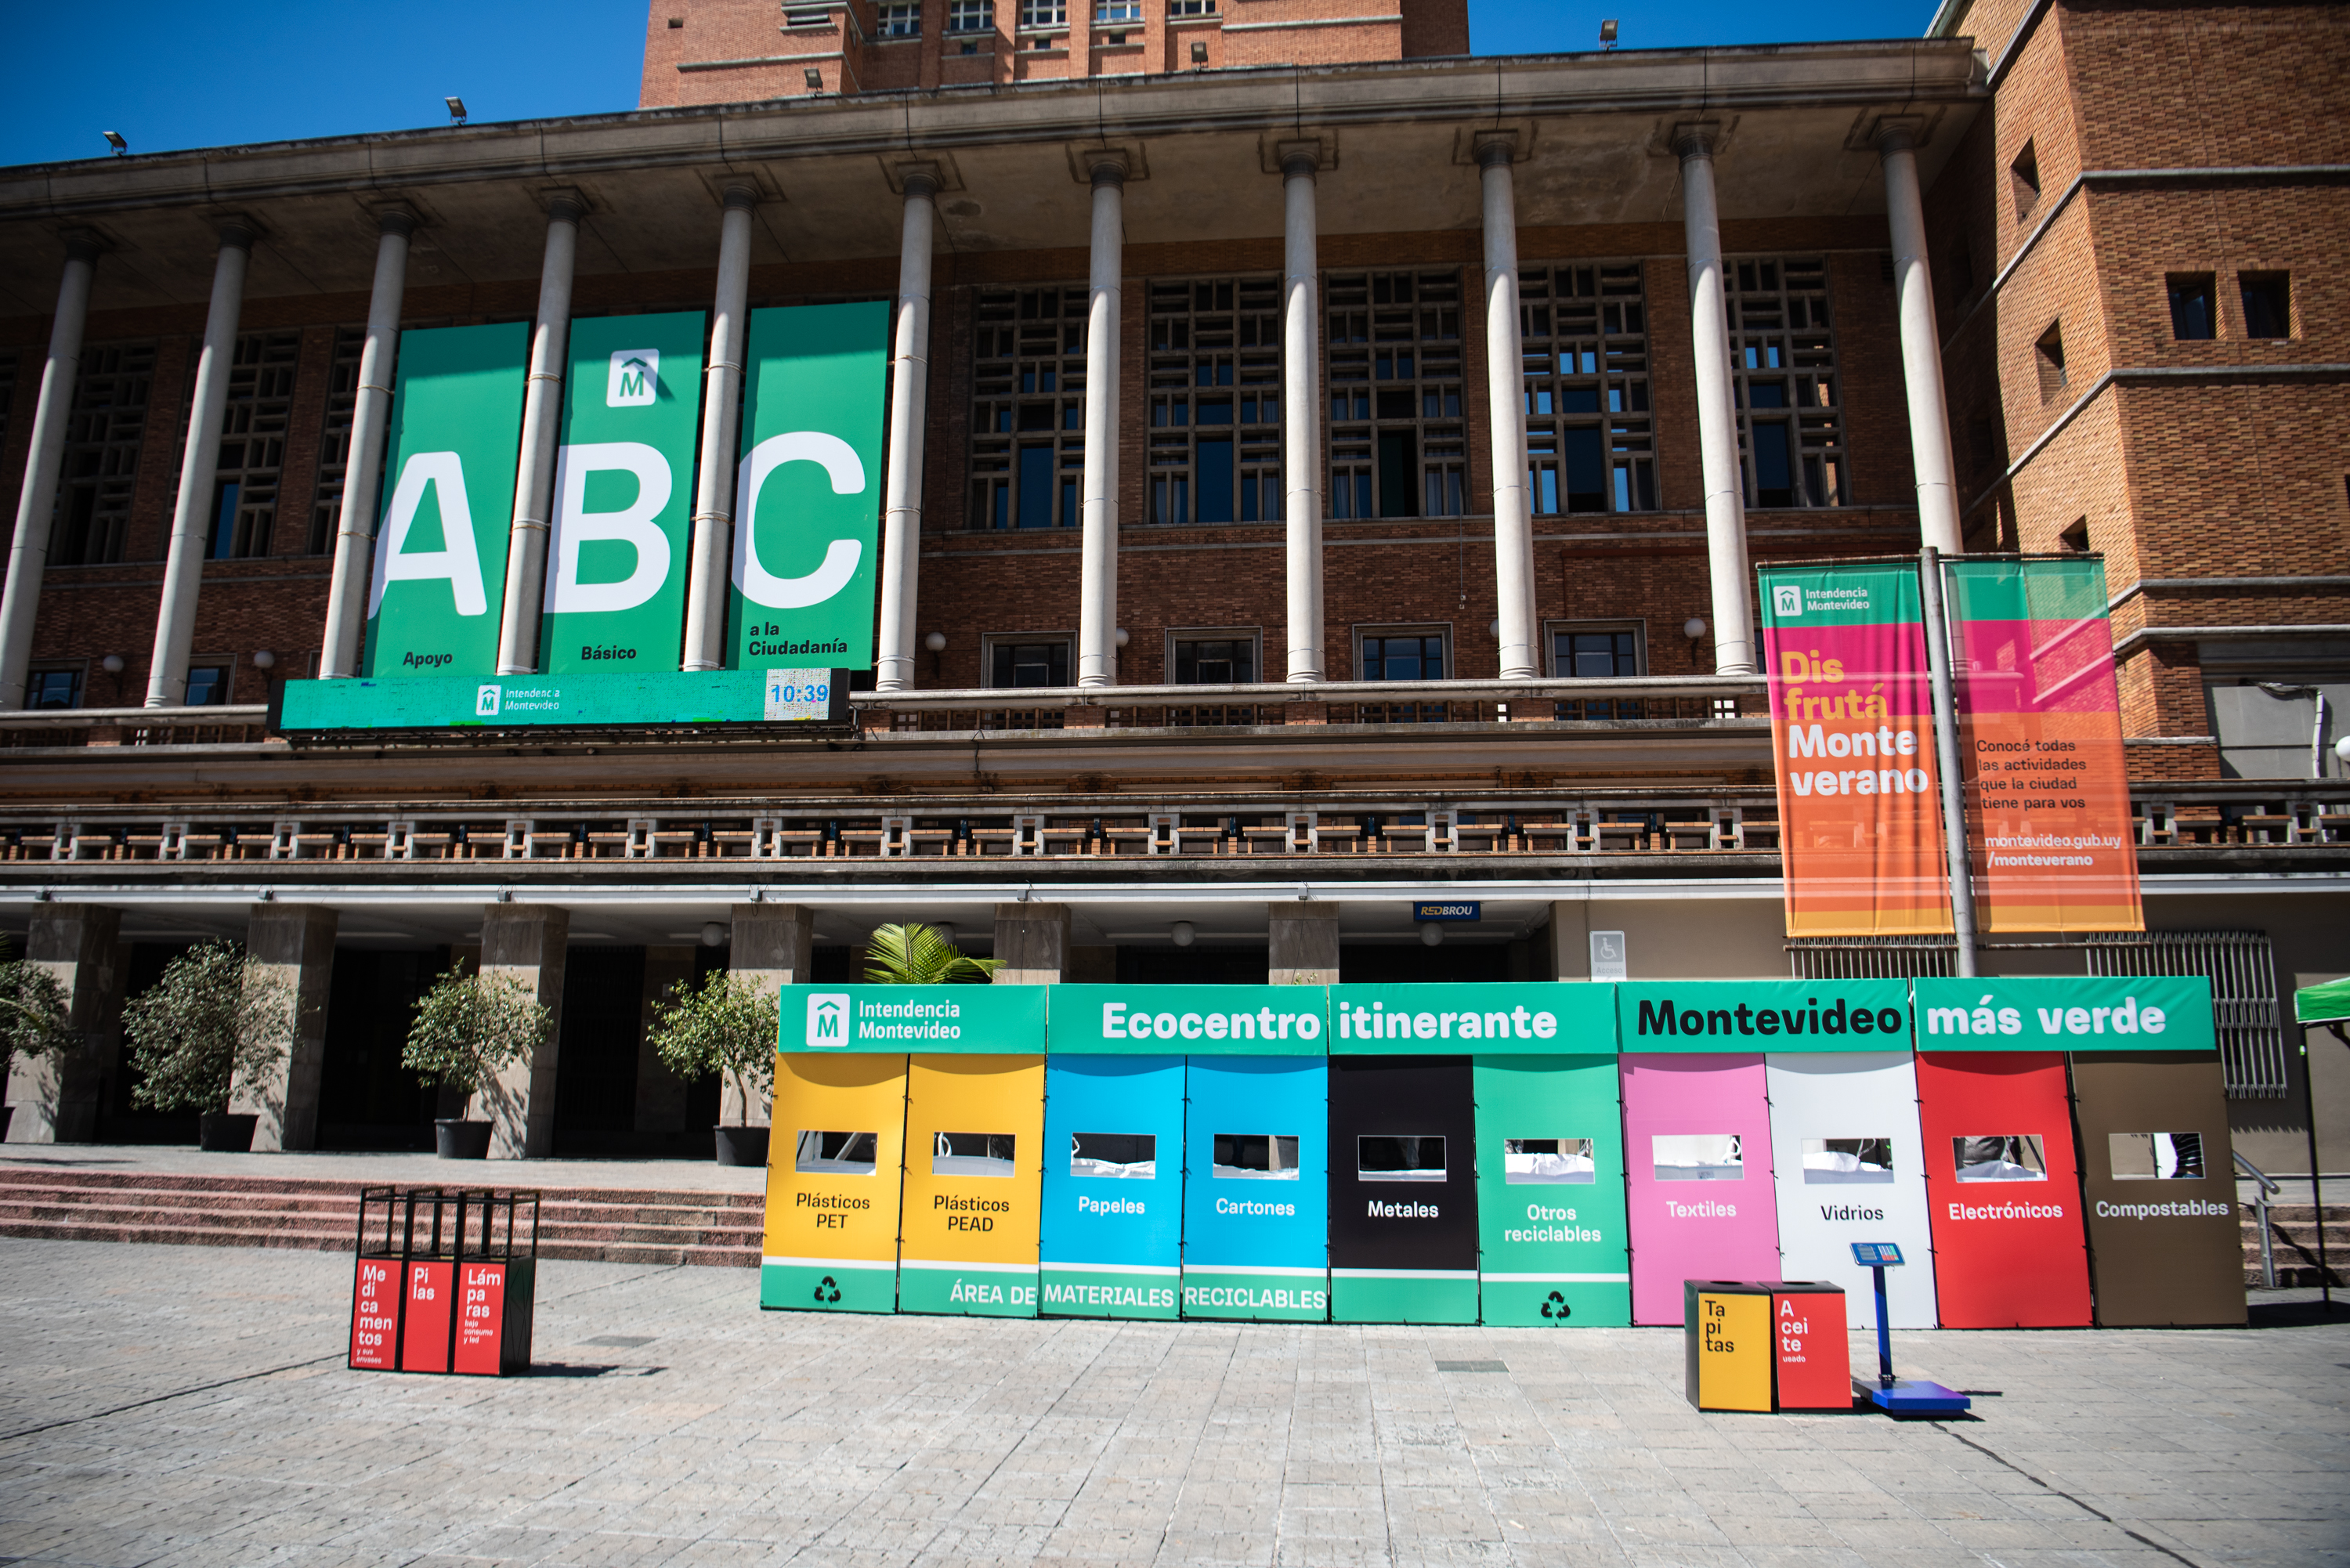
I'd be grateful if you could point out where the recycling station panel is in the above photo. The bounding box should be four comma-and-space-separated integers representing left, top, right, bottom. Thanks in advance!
762, 1051, 910, 1313
2071, 1048, 2244, 1327
1763, 1050, 1940, 1329
1039, 1053, 1185, 1319
1472, 1053, 1630, 1328
1325, 1053, 1479, 1324
899, 1053, 1047, 1317
1914, 1050, 2092, 1328
1622, 1047, 1781, 1326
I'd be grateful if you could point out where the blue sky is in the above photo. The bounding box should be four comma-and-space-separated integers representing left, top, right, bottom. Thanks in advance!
0, 0, 1943, 168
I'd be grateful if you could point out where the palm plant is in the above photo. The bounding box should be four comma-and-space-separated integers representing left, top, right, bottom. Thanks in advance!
863, 923, 1001, 985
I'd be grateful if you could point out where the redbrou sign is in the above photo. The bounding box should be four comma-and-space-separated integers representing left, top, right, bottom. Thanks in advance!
1758, 564, 1952, 937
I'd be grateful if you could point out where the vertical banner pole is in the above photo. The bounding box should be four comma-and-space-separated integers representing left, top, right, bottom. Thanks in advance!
1918, 546, 1978, 978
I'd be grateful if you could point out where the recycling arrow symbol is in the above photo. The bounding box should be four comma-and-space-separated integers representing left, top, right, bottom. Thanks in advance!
1540, 1291, 1570, 1321
815, 1275, 842, 1305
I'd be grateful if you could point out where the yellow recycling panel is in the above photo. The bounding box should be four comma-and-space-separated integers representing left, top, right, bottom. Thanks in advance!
900, 1053, 1046, 1316
761, 1053, 909, 1313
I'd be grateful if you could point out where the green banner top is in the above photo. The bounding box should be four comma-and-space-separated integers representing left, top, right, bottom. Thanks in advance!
779, 985, 1046, 1054
1050, 985, 1329, 1055
1757, 562, 1923, 631
2296, 976, 2350, 1028
1942, 557, 2110, 624
1617, 979, 1914, 1053
1329, 982, 1615, 1053
1914, 975, 2215, 1052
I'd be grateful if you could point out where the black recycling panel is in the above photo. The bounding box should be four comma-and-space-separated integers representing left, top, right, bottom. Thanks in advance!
1327, 1055, 1478, 1271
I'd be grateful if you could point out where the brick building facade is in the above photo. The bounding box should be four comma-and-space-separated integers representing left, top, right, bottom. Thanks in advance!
0, 2, 2341, 1169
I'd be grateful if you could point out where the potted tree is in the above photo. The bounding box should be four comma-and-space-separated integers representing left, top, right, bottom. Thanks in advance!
401, 965, 551, 1159
648, 971, 782, 1165
0, 938, 76, 1142
121, 940, 290, 1152
864, 923, 1001, 985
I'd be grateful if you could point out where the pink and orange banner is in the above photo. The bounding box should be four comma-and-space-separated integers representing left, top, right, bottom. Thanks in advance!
1759, 565, 1952, 937
1946, 559, 2142, 933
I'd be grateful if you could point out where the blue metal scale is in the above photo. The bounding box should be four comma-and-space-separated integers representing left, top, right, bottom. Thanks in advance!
1849, 1243, 1972, 1416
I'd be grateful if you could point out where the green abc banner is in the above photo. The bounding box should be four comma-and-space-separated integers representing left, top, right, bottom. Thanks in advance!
537, 313, 707, 674
363, 323, 530, 677
729, 302, 889, 670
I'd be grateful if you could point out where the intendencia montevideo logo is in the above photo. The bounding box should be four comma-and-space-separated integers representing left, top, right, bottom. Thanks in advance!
607, 349, 658, 407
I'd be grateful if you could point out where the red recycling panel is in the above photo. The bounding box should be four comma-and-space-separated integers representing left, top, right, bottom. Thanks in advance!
454, 1263, 508, 1375
1770, 1288, 1849, 1410
349, 1259, 400, 1370
400, 1260, 455, 1373
1915, 1051, 2093, 1328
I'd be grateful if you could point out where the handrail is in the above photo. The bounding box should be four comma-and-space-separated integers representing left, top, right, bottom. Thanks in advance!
0, 704, 268, 729
848, 674, 1769, 714
2237, 1149, 2280, 1288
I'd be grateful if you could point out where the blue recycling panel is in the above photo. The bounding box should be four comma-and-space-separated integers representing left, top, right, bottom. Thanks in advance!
1038, 1054, 1185, 1319
1181, 1056, 1329, 1321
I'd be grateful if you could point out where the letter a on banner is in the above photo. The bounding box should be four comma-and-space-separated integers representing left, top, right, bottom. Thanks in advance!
537, 312, 707, 673
1944, 558, 2142, 932
363, 323, 530, 677
728, 302, 889, 670
1759, 563, 1953, 936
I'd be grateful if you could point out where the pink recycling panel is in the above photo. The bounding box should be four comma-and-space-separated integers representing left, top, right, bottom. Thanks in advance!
1622, 1053, 1782, 1325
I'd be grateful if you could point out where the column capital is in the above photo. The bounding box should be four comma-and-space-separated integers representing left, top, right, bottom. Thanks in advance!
1873, 115, 1930, 156
58, 227, 105, 263
371, 204, 418, 239
537, 187, 589, 223
1068, 141, 1143, 186
213, 215, 258, 251
892, 161, 942, 199
1273, 136, 1329, 179
1670, 123, 1719, 161
1472, 130, 1520, 170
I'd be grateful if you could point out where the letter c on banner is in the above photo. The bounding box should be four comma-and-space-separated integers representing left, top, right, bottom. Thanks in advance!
734, 431, 866, 609
545, 441, 673, 614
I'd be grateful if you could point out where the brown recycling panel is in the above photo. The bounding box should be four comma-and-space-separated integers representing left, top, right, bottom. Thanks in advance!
2070, 1051, 2246, 1327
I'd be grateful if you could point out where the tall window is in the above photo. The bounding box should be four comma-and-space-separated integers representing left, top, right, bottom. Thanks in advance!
1326, 271, 1465, 518
1146, 276, 1282, 525
204, 331, 299, 558
52, 342, 154, 566
2167, 274, 2216, 341
1359, 629, 1446, 680
2240, 273, 2290, 338
987, 636, 1072, 688
309, 326, 364, 555
970, 287, 1086, 529
1015, 0, 1060, 24
1522, 262, 1656, 514
1171, 633, 1256, 684
876, 2, 920, 33
1726, 258, 1845, 509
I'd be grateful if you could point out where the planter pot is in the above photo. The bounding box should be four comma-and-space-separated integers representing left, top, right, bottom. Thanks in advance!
198, 1111, 258, 1153
436, 1118, 494, 1160
714, 1125, 771, 1167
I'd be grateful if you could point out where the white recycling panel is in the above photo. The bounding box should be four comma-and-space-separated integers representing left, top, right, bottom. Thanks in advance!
1766, 1050, 1940, 1329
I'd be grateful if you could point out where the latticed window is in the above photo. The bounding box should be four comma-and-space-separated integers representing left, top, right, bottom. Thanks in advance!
1094, 0, 1141, 19
1015, 0, 1061, 25
1147, 276, 1282, 526
1521, 262, 1655, 514
876, 2, 920, 33
308, 326, 364, 555
52, 341, 154, 566
1726, 258, 1845, 508
970, 287, 1086, 529
1325, 271, 1466, 519
202, 331, 299, 559
948, 0, 994, 30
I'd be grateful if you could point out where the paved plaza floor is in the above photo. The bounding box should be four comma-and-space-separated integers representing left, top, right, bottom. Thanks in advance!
0, 1237, 2342, 1568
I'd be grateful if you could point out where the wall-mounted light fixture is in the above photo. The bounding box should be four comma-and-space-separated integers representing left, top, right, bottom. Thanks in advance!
444, 97, 467, 125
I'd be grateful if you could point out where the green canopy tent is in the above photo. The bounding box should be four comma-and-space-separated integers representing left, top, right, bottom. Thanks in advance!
2290, 977, 2349, 1309
2295, 977, 2350, 1030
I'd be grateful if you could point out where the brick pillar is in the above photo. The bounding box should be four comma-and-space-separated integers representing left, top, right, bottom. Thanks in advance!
725, 902, 812, 1125
1268, 901, 1340, 984
480, 903, 567, 1159
634, 945, 698, 1136
230, 902, 338, 1151
4, 903, 125, 1143
994, 902, 1070, 985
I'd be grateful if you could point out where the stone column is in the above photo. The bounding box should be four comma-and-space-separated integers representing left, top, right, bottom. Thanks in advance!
874, 170, 938, 692
682, 186, 757, 671
634, 945, 697, 1136
495, 194, 584, 676
479, 903, 568, 1158
1676, 131, 1758, 677
1268, 901, 1340, 984
146, 219, 255, 707
319, 208, 414, 678
1282, 149, 1325, 684
1076, 157, 1125, 688
1479, 139, 1538, 681
3, 903, 124, 1143
0, 233, 99, 710
994, 902, 1071, 985
229, 903, 338, 1151
725, 901, 813, 1125
1881, 128, 1963, 557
